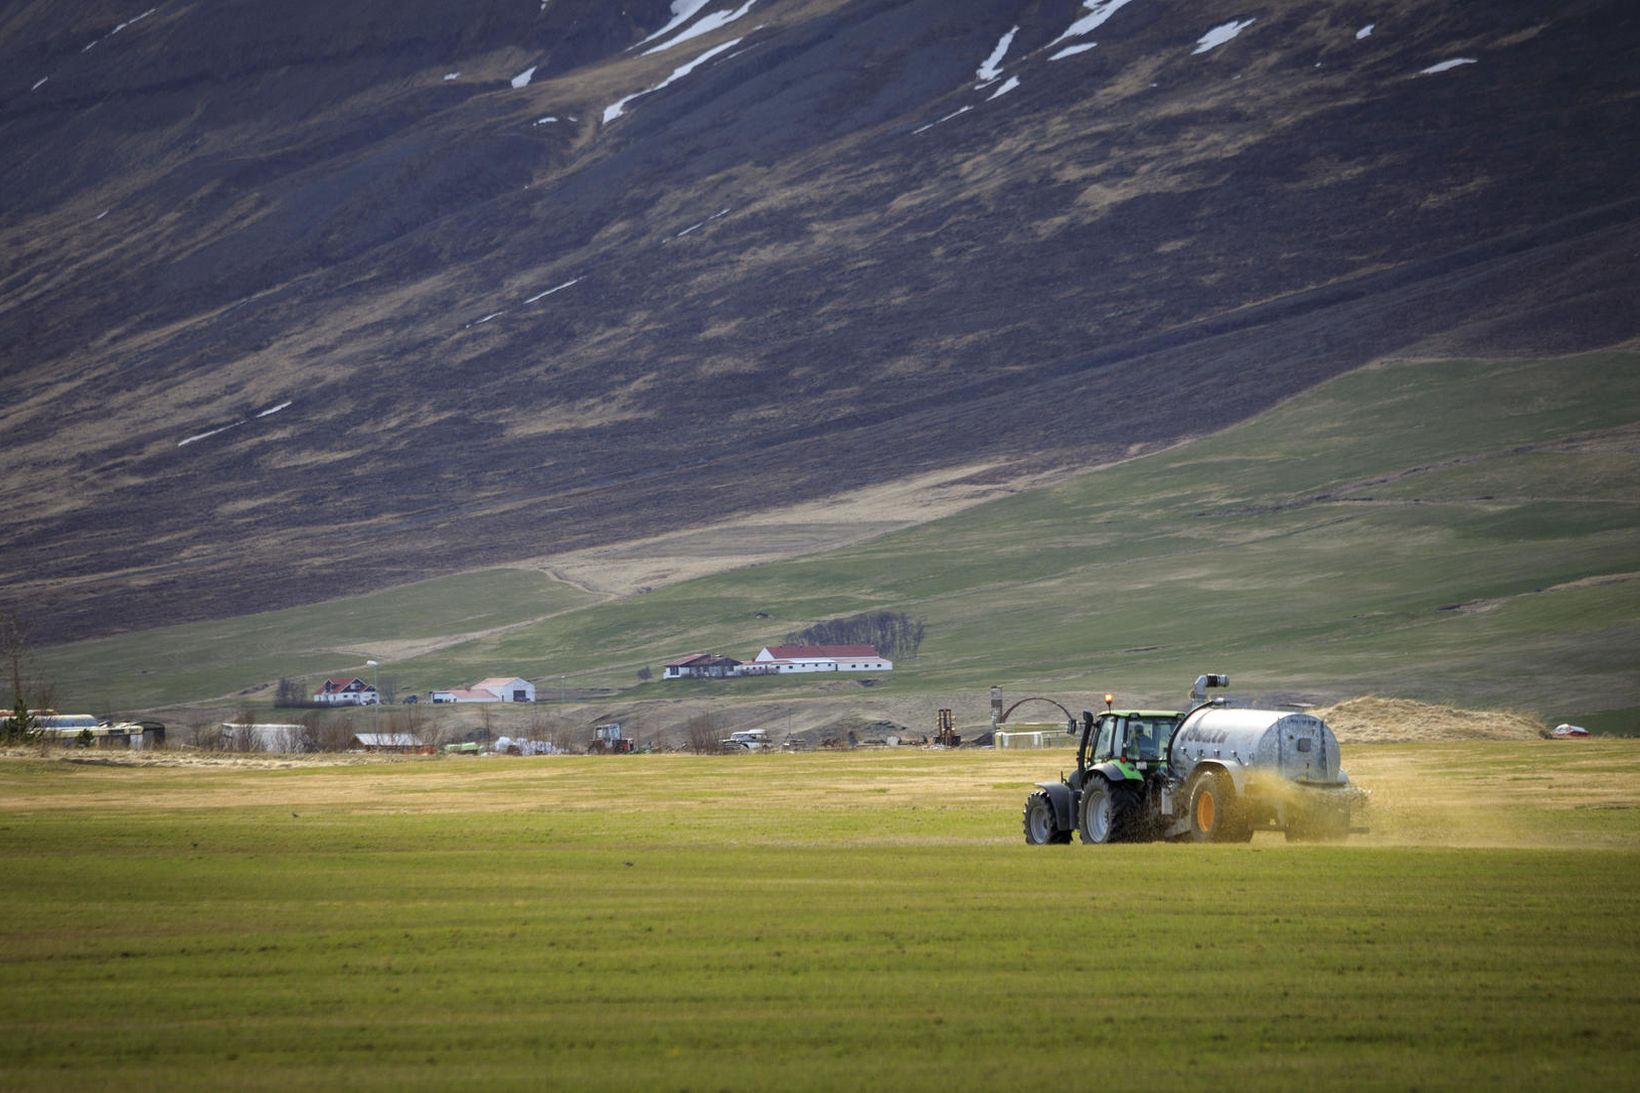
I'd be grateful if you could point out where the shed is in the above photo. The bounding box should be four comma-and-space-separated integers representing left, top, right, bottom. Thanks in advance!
350, 732, 423, 753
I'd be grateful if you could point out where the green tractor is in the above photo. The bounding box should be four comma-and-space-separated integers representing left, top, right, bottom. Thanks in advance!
1023, 675, 1366, 844
1022, 702, 1182, 844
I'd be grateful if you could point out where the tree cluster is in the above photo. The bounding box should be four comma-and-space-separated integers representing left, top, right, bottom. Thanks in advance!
784, 611, 926, 661
273, 676, 310, 708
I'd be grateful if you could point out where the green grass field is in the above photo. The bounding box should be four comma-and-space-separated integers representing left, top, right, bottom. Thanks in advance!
2, 742, 1638, 1089
34, 346, 1640, 724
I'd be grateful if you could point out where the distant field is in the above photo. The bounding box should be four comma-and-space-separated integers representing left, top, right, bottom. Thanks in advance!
35, 347, 1640, 725
1, 741, 1636, 1089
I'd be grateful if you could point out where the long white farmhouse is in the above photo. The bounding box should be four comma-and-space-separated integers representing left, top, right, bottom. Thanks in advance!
749, 645, 893, 674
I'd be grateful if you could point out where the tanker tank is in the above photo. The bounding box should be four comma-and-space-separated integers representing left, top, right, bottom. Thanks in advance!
1169, 707, 1348, 786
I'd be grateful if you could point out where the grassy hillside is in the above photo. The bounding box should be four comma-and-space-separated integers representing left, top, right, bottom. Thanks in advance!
35, 347, 1640, 724
32, 568, 595, 711
1, 744, 1637, 1088
402, 345, 1640, 718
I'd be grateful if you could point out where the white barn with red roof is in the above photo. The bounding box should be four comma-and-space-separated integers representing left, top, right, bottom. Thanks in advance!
747, 645, 892, 674
470, 677, 535, 702
430, 676, 535, 703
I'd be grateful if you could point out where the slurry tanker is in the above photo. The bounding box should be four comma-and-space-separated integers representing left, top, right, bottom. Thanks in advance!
1023, 674, 1366, 844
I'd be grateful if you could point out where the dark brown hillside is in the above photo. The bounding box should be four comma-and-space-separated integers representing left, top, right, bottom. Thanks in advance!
1, 0, 1638, 640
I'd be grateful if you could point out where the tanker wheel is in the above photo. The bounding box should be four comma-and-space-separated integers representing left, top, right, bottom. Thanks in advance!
1187, 771, 1252, 843
1023, 791, 1070, 845
1079, 778, 1137, 844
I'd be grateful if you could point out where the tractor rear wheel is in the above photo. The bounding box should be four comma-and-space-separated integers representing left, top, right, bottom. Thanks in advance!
1079, 778, 1139, 844
1112, 781, 1155, 842
1023, 791, 1070, 845
1187, 771, 1252, 843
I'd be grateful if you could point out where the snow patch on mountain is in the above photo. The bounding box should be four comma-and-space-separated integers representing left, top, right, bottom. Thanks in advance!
511, 66, 538, 89
1421, 57, 1477, 74
1050, 43, 1098, 60
643, 1, 759, 56
443, 72, 461, 80
912, 105, 973, 135
976, 27, 1018, 84
31, 76, 48, 91
603, 37, 743, 124
81, 7, 156, 54
524, 279, 580, 304
256, 401, 292, 418
987, 76, 1021, 101
178, 420, 243, 448
635, 1, 716, 49
1356, 24, 1375, 40
1193, 19, 1255, 55
1051, 0, 1141, 47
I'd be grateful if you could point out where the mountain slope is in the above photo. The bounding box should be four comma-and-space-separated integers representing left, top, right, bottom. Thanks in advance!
3, 0, 1638, 640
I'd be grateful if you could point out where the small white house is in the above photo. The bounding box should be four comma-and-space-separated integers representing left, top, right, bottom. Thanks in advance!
429, 688, 495, 704
663, 653, 742, 679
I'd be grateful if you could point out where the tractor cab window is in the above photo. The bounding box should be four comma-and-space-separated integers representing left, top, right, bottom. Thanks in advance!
1093, 716, 1117, 761
1127, 720, 1161, 760
1124, 718, 1178, 761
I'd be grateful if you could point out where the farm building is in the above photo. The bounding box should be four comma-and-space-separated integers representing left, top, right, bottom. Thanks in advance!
749, 645, 893, 674
350, 733, 424, 753
312, 677, 379, 706
429, 676, 535, 703
30, 715, 166, 749
663, 653, 742, 679
219, 723, 311, 753
472, 677, 535, 702
430, 688, 495, 703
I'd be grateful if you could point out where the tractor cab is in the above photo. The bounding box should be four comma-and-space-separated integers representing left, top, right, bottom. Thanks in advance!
1076, 709, 1182, 782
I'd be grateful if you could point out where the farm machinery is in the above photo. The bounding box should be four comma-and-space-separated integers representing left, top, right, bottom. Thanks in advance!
1023, 674, 1366, 844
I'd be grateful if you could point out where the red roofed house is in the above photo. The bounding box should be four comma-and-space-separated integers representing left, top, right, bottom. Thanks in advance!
663, 653, 742, 680
313, 677, 379, 706
748, 645, 893, 674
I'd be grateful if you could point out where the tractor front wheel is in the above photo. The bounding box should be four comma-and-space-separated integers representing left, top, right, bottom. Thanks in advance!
1187, 771, 1252, 843
1023, 791, 1070, 845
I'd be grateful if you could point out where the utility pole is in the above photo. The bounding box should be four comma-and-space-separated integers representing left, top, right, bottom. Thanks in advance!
367, 660, 380, 731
